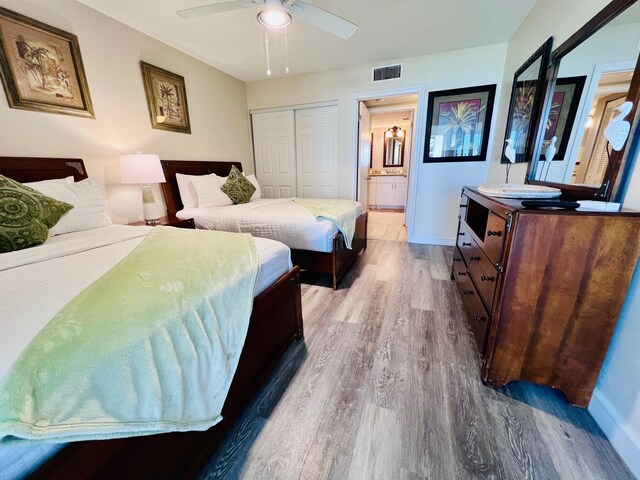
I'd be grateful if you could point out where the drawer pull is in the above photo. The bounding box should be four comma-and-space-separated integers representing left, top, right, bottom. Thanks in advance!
473, 315, 486, 322
453, 258, 462, 262
470, 256, 480, 261
457, 271, 467, 276
487, 230, 502, 237
462, 289, 474, 295
462, 242, 472, 247
460, 204, 467, 208
480, 275, 495, 282
458, 232, 466, 236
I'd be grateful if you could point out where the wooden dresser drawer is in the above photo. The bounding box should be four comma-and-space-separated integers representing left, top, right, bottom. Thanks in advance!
456, 273, 490, 354
484, 212, 507, 264
452, 247, 468, 282
468, 244, 499, 311
457, 222, 473, 265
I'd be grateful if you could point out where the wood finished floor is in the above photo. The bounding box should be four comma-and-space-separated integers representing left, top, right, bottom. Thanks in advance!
198, 239, 632, 480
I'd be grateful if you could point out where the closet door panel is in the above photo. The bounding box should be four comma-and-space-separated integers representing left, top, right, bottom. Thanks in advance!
252, 111, 297, 198
295, 106, 338, 199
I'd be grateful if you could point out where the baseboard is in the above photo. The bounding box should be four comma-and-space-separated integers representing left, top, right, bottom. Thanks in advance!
407, 235, 455, 246
589, 390, 640, 478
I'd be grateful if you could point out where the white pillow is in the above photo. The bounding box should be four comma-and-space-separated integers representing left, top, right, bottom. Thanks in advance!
244, 174, 262, 201
191, 173, 233, 207
25, 176, 75, 188
175, 173, 198, 209
29, 178, 112, 236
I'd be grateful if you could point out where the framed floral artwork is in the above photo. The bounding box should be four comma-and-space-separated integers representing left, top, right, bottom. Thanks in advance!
140, 61, 191, 134
501, 38, 553, 164
423, 84, 497, 163
0, 7, 94, 118
539, 75, 586, 161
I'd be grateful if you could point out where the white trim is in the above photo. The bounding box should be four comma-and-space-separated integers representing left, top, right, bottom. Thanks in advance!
249, 100, 338, 115
350, 85, 427, 244
589, 389, 640, 478
367, 104, 416, 115
406, 235, 455, 246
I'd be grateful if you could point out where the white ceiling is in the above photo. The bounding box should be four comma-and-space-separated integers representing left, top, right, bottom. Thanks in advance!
76, 0, 537, 82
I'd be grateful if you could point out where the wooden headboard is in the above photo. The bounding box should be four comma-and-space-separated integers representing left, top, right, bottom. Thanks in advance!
0, 156, 88, 183
160, 160, 242, 217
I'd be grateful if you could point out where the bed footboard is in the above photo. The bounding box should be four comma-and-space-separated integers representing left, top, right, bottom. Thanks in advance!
291, 212, 368, 290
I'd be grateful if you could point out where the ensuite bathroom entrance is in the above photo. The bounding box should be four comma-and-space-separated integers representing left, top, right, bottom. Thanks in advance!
356, 93, 419, 242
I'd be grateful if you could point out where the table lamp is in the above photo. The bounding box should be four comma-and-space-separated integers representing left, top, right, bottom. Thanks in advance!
119, 153, 166, 225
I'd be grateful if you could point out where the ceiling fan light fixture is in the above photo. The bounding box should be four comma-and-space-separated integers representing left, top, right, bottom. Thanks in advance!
257, 8, 291, 28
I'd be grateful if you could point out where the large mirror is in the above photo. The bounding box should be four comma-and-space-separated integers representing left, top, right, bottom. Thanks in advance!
383, 126, 405, 167
528, 0, 640, 200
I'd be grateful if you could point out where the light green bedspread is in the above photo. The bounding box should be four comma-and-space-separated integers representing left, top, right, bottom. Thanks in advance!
293, 198, 358, 249
0, 227, 258, 445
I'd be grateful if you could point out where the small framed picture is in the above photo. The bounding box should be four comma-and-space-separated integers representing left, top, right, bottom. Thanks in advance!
540, 76, 586, 161
140, 61, 191, 134
0, 6, 94, 118
423, 84, 497, 163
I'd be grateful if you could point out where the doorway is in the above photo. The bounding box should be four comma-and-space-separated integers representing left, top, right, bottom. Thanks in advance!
356, 93, 419, 242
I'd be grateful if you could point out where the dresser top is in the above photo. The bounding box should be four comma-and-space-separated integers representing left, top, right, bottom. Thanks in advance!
464, 187, 640, 217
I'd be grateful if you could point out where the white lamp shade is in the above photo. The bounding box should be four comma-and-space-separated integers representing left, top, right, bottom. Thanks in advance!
119, 154, 166, 184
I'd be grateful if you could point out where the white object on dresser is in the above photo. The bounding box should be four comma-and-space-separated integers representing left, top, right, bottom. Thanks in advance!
478, 183, 561, 199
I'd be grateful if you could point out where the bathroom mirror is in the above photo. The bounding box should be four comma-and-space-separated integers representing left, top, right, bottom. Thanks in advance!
383, 126, 405, 167
528, 0, 640, 200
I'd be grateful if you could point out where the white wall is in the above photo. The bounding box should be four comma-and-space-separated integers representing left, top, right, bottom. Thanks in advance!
500, 1, 640, 477
0, 0, 253, 223
247, 43, 508, 244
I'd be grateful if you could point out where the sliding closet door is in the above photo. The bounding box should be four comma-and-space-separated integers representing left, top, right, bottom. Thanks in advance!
295, 106, 338, 198
251, 111, 297, 198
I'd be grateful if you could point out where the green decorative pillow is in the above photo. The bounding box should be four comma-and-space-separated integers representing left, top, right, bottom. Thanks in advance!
0, 174, 74, 253
220, 166, 256, 204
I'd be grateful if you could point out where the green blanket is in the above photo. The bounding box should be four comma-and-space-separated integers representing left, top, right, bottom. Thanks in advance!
293, 198, 358, 249
0, 227, 258, 444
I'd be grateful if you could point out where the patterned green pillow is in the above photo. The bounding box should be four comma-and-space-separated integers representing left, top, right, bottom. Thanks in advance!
0, 174, 74, 253
220, 166, 256, 204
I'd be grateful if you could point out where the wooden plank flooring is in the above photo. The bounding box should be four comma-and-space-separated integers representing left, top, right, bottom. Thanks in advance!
198, 239, 633, 480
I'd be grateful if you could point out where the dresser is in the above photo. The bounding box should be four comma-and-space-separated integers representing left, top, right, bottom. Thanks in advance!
453, 187, 640, 406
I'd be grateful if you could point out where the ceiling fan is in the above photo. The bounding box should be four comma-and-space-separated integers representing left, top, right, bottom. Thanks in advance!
176, 0, 358, 40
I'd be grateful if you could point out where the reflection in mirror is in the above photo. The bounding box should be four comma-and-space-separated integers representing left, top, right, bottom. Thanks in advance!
383, 126, 405, 167
532, 2, 640, 187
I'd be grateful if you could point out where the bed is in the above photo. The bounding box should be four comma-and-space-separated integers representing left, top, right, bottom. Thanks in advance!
160, 160, 368, 290
0, 156, 304, 479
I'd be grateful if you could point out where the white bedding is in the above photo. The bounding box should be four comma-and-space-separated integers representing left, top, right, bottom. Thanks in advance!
0, 225, 291, 479
177, 198, 363, 253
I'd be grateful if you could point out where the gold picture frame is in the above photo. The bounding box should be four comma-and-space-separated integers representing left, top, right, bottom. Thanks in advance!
140, 61, 191, 134
0, 7, 94, 118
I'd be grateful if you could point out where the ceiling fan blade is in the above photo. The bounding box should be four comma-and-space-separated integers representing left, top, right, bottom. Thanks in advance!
288, 1, 357, 39
177, 0, 259, 19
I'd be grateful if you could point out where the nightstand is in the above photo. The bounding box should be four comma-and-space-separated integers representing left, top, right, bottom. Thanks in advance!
127, 216, 195, 229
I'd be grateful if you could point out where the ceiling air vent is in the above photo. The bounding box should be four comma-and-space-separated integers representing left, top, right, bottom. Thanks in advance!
373, 64, 402, 82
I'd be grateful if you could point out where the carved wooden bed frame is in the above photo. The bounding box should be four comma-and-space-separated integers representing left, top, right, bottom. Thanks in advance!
0, 156, 304, 479
160, 160, 368, 290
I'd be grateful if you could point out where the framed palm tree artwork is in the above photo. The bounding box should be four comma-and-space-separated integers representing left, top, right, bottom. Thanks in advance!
140, 61, 191, 134
0, 7, 94, 118
423, 84, 497, 163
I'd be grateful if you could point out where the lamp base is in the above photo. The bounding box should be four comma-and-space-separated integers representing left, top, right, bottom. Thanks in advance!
141, 184, 161, 225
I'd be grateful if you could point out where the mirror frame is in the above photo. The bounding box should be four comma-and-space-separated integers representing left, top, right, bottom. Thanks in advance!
383, 128, 405, 167
527, 0, 640, 201
501, 37, 553, 164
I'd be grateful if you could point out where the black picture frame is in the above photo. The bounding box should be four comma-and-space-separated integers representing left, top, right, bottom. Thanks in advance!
539, 76, 586, 161
422, 84, 497, 163
501, 37, 553, 164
